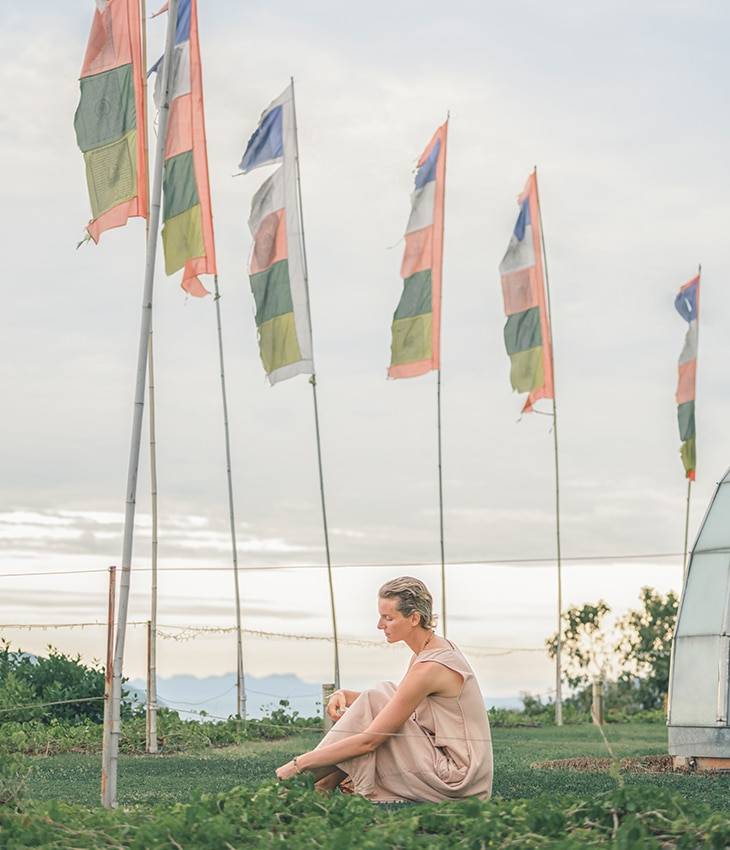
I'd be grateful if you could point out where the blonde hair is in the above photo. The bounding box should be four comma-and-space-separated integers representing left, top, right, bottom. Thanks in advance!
379, 576, 436, 630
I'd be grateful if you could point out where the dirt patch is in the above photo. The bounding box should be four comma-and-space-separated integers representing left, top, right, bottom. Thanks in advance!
531, 755, 682, 774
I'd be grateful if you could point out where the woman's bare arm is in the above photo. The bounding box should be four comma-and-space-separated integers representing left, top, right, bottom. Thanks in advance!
295, 663, 449, 772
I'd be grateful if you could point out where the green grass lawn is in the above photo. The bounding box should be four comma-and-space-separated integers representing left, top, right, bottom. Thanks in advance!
493, 723, 730, 811
24, 723, 730, 812
26, 734, 321, 806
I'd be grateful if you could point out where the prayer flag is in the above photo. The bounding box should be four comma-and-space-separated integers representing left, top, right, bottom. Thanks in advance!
675, 274, 700, 480
74, 0, 148, 243
388, 122, 448, 379
239, 84, 314, 384
152, 0, 216, 296
499, 172, 554, 413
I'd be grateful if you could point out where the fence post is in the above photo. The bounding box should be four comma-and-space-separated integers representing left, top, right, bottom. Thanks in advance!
101, 565, 117, 805
322, 683, 335, 731
592, 677, 604, 726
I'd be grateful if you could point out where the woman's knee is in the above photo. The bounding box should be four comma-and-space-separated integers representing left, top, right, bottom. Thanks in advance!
360, 687, 391, 712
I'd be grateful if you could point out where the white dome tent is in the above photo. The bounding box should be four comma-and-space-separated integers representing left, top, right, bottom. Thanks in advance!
668, 468, 730, 769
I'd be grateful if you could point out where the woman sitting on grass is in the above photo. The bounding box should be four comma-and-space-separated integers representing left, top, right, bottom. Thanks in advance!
275, 576, 493, 803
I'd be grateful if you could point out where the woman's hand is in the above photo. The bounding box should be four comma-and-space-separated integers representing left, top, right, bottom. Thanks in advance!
275, 759, 300, 781
326, 690, 347, 721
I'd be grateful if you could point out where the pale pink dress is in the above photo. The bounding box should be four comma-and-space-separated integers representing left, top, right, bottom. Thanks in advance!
316, 641, 493, 803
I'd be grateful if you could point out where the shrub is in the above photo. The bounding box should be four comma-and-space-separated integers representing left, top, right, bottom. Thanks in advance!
0, 730, 32, 809
0, 701, 322, 756
0, 641, 130, 725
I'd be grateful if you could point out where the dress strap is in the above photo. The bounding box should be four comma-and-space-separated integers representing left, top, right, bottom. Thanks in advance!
414, 645, 471, 677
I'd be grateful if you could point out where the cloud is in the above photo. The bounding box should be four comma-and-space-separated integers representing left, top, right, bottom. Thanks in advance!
0, 587, 319, 621
0, 512, 73, 526
0, 509, 310, 560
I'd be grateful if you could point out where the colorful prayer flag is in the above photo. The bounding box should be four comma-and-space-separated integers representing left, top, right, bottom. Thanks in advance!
388, 122, 448, 379
74, 0, 148, 243
152, 0, 216, 297
499, 172, 554, 413
675, 274, 700, 480
239, 84, 314, 385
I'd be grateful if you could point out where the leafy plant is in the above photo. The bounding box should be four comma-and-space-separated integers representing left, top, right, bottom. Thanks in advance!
546, 600, 615, 689
0, 641, 129, 725
0, 729, 32, 809
544, 588, 679, 715
0, 702, 323, 757
2, 779, 730, 848
615, 587, 678, 711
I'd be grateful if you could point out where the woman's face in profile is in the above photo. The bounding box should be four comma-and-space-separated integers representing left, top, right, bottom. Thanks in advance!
377, 596, 412, 643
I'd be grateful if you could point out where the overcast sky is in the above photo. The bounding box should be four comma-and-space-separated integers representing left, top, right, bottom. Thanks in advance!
1, 1, 728, 700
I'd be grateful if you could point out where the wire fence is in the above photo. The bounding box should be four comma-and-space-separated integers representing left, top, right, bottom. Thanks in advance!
0, 691, 716, 760
0, 613, 563, 733
0, 621, 546, 657
0, 549, 686, 580
0, 550, 686, 772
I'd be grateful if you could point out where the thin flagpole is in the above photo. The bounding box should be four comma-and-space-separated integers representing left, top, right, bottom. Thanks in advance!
682, 262, 701, 583
289, 76, 340, 689
140, 0, 159, 757
437, 370, 446, 636
103, 0, 178, 808
534, 166, 563, 727
146, 339, 159, 753
437, 113, 449, 637
100, 565, 116, 805
213, 274, 246, 719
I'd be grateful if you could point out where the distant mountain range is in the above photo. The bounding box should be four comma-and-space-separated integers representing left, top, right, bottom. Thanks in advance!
127, 672, 522, 720
127, 672, 324, 720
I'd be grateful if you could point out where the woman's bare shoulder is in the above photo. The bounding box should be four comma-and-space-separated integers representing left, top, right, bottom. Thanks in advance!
408, 654, 463, 697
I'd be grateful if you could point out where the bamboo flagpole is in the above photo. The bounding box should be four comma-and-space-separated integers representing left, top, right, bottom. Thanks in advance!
100, 565, 116, 804
212, 274, 246, 718
534, 167, 563, 727
290, 76, 340, 689
682, 478, 692, 579
387, 120, 449, 634
437, 369, 446, 636
681, 263, 701, 583
139, 0, 159, 757
146, 338, 159, 752
437, 113, 450, 637
102, 0, 178, 809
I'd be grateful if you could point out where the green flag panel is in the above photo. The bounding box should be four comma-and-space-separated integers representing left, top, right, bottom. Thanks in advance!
393, 270, 432, 321
504, 306, 542, 356
75, 64, 136, 153
83, 130, 137, 219
678, 400, 696, 441
163, 150, 199, 221
161, 203, 204, 274
391, 313, 432, 366
509, 346, 544, 394
250, 260, 294, 327
258, 312, 302, 374
681, 436, 696, 475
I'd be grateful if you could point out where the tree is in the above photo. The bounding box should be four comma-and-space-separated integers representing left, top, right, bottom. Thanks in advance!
546, 601, 615, 690
0, 641, 130, 724
615, 587, 678, 710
